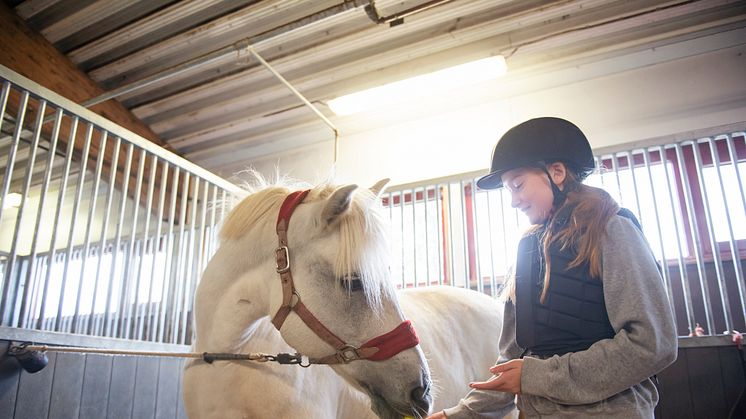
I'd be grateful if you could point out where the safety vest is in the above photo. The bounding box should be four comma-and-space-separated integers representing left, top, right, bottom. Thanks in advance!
515, 208, 641, 357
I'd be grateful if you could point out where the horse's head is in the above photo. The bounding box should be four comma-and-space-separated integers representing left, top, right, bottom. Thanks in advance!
222, 179, 432, 418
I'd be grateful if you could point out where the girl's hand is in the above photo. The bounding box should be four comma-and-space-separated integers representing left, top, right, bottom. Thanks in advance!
425, 411, 447, 419
468, 359, 523, 394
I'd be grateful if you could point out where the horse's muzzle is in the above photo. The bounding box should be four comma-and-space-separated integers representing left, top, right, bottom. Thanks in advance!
410, 383, 432, 415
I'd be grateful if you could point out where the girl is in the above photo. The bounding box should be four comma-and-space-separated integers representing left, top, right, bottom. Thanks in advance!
430, 117, 677, 418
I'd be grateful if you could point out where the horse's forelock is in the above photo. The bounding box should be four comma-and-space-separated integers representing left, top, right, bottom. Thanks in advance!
220, 179, 393, 313
333, 188, 393, 315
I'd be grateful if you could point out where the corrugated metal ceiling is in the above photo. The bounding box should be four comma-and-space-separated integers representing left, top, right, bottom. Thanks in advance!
4, 0, 745, 177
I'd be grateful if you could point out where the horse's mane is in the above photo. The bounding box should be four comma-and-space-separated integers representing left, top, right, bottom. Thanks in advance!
219, 174, 392, 313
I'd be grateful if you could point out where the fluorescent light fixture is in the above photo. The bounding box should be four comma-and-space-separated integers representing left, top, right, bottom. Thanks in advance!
328, 55, 507, 116
2, 192, 22, 209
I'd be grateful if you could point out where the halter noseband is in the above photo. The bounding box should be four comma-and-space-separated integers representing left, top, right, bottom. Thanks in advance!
271, 190, 420, 365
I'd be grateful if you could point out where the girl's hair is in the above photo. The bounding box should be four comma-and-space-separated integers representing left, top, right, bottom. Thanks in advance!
502, 166, 619, 304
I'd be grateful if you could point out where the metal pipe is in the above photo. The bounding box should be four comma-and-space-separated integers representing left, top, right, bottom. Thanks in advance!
411, 187, 417, 287
180, 177, 201, 344
146, 161, 170, 341
120, 148, 147, 339
459, 181, 469, 288
0, 91, 29, 323
170, 172, 190, 343
246, 47, 340, 163
423, 186, 431, 284
157, 167, 180, 343
36, 116, 78, 330
470, 181, 482, 293
0, 81, 10, 136
724, 134, 746, 321
365, 0, 455, 26
134, 154, 158, 340
88, 136, 121, 335
696, 137, 733, 332
675, 142, 715, 334
104, 142, 134, 337
56, 122, 94, 332
4, 99, 46, 326
434, 184, 443, 285
18, 108, 63, 327
659, 145, 696, 333
71, 131, 109, 333
641, 148, 673, 296
485, 190, 496, 297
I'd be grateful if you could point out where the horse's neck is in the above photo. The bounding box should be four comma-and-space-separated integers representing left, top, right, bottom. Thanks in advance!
192, 237, 277, 352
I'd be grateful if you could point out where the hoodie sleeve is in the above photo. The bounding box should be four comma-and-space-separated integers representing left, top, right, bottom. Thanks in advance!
442, 300, 522, 418
519, 215, 678, 404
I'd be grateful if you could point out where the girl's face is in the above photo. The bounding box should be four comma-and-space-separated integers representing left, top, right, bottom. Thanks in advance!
501, 163, 566, 224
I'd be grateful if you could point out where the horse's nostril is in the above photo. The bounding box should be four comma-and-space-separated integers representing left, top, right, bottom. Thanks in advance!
410, 385, 431, 413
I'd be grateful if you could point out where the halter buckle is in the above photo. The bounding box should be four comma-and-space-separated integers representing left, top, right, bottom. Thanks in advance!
275, 246, 290, 273
336, 345, 361, 363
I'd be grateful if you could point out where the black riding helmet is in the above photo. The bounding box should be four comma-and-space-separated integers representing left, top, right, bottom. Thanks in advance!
476, 117, 595, 190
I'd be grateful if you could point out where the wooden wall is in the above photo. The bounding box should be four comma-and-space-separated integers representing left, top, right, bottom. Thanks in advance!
0, 339, 187, 419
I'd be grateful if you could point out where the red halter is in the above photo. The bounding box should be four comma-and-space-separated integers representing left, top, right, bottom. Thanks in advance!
271, 190, 420, 364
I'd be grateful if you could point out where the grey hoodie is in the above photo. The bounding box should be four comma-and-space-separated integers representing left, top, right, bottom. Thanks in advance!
443, 214, 678, 418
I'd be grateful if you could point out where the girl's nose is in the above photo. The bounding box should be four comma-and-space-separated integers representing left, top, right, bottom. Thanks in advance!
510, 191, 520, 208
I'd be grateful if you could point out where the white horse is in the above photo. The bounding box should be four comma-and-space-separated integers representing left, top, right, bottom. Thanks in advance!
183, 180, 505, 418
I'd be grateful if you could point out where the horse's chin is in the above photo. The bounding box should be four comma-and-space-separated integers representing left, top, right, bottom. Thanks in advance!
367, 387, 429, 419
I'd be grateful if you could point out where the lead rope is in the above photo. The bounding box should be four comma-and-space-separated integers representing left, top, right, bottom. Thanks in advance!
7, 342, 311, 371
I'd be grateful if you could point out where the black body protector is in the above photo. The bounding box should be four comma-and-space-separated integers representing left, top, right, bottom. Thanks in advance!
515, 206, 642, 357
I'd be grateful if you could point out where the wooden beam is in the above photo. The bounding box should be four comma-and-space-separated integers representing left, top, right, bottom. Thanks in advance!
0, 3, 197, 221
0, 2, 170, 150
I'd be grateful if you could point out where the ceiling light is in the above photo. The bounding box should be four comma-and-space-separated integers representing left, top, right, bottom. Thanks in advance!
328, 55, 507, 116
2, 192, 22, 209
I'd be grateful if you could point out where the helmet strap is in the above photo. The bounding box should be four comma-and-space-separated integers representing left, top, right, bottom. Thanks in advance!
538, 162, 567, 208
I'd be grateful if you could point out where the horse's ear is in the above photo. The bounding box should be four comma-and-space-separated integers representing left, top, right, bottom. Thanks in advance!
369, 178, 390, 198
321, 184, 358, 226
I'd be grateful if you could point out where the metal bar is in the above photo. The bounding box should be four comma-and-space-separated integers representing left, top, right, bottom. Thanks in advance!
411, 187, 417, 287
470, 181, 482, 293
180, 177, 201, 344
641, 148, 673, 297
0, 81, 10, 136
459, 181, 469, 288
434, 184, 443, 285
36, 116, 78, 330
724, 134, 746, 321
659, 145, 696, 333
675, 142, 715, 334
207, 186, 219, 260
0, 91, 29, 324
3, 99, 46, 326
423, 186, 431, 284
18, 109, 63, 328
611, 153, 625, 207
246, 47, 340, 162
157, 167, 180, 343
626, 151, 644, 224
71, 131, 108, 333
55, 122, 94, 331
120, 148, 147, 339
104, 143, 134, 337
88, 137, 121, 335
696, 137, 733, 332
187, 180, 211, 344
485, 191, 497, 297
0, 66, 241, 194
134, 154, 158, 340
145, 161, 170, 341
399, 190, 405, 289
170, 172, 190, 343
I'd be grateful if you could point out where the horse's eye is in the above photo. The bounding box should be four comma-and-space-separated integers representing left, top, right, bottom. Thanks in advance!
341, 273, 363, 292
